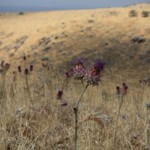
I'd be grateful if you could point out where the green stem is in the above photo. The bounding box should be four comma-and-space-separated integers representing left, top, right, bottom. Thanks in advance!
113, 95, 124, 146
74, 84, 89, 150
25, 74, 33, 105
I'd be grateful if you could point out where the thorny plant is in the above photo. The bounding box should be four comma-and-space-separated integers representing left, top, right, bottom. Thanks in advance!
18, 64, 34, 105
1, 57, 149, 150
0, 61, 10, 106
65, 58, 104, 150
113, 82, 128, 146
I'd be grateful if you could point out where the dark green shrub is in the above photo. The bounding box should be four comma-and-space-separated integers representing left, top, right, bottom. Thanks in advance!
129, 10, 137, 17
18, 12, 24, 15
142, 11, 149, 17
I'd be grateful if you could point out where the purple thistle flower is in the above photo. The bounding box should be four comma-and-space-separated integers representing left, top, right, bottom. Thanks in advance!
73, 65, 86, 80
93, 59, 104, 73
84, 60, 104, 86
69, 58, 86, 80
66, 58, 104, 85
84, 71, 101, 86
84, 68, 100, 86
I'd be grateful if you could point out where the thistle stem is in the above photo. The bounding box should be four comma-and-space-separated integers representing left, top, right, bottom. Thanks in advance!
25, 74, 33, 105
113, 95, 124, 146
74, 84, 89, 150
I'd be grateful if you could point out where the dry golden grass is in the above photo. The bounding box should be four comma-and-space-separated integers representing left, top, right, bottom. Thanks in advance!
0, 60, 149, 150
0, 3, 150, 150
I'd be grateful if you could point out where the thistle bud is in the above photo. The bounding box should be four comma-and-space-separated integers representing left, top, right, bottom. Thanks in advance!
116, 86, 120, 96
56, 90, 63, 100
24, 68, 29, 75
30, 65, 33, 72
18, 66, 22, 73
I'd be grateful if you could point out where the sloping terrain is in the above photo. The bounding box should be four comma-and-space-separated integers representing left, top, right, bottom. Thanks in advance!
0, 3, 150, 75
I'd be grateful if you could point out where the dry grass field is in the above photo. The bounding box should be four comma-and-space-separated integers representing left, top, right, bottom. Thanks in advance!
0, 3, 150, 150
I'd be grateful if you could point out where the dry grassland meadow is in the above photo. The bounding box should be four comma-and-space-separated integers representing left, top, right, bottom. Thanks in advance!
0, 3, 150, 150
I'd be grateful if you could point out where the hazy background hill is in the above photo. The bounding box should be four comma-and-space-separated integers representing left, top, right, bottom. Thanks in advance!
0, 3, 150, 77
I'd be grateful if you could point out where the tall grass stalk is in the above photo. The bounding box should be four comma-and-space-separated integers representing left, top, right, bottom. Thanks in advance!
25, 74, 33, 105
113, 95, 124, 146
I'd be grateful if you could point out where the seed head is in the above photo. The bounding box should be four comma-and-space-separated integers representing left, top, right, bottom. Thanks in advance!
30, 65, 33, 72
18, 66, 22, 73
57, 90, 63, 100
116, 86, 120, 95
24, 68, 29, 75
122, 83, 126, 87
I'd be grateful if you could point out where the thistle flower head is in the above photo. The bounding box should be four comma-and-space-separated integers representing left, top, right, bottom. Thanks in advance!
57, 90, 63, 100
84, 70, 101, 86
0, 61, 10, 73
71, 58, 86, 80
122, 83, 126, 87
18, 66, 22, 73
93, 59, 104, 73
30, 65, 33, 72
116, 86, 120, 95
66, 58, 104, 85
84, 60, 104, 86
116, 83, 128, 96
24, 68, 29, 75
73, 65, 86, 80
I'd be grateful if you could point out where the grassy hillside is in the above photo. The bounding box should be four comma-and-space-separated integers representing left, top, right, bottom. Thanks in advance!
0, 3, 150, 73
0, 3, 150, 150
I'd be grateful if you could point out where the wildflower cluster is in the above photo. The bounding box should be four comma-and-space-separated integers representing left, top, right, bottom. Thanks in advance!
17, 65, 34, 75
116, 83, 128, 96
65, 58, 104, 86
0, 60, 10, 74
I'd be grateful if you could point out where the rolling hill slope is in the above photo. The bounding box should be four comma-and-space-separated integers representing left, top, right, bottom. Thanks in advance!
0, 3, 150, 75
